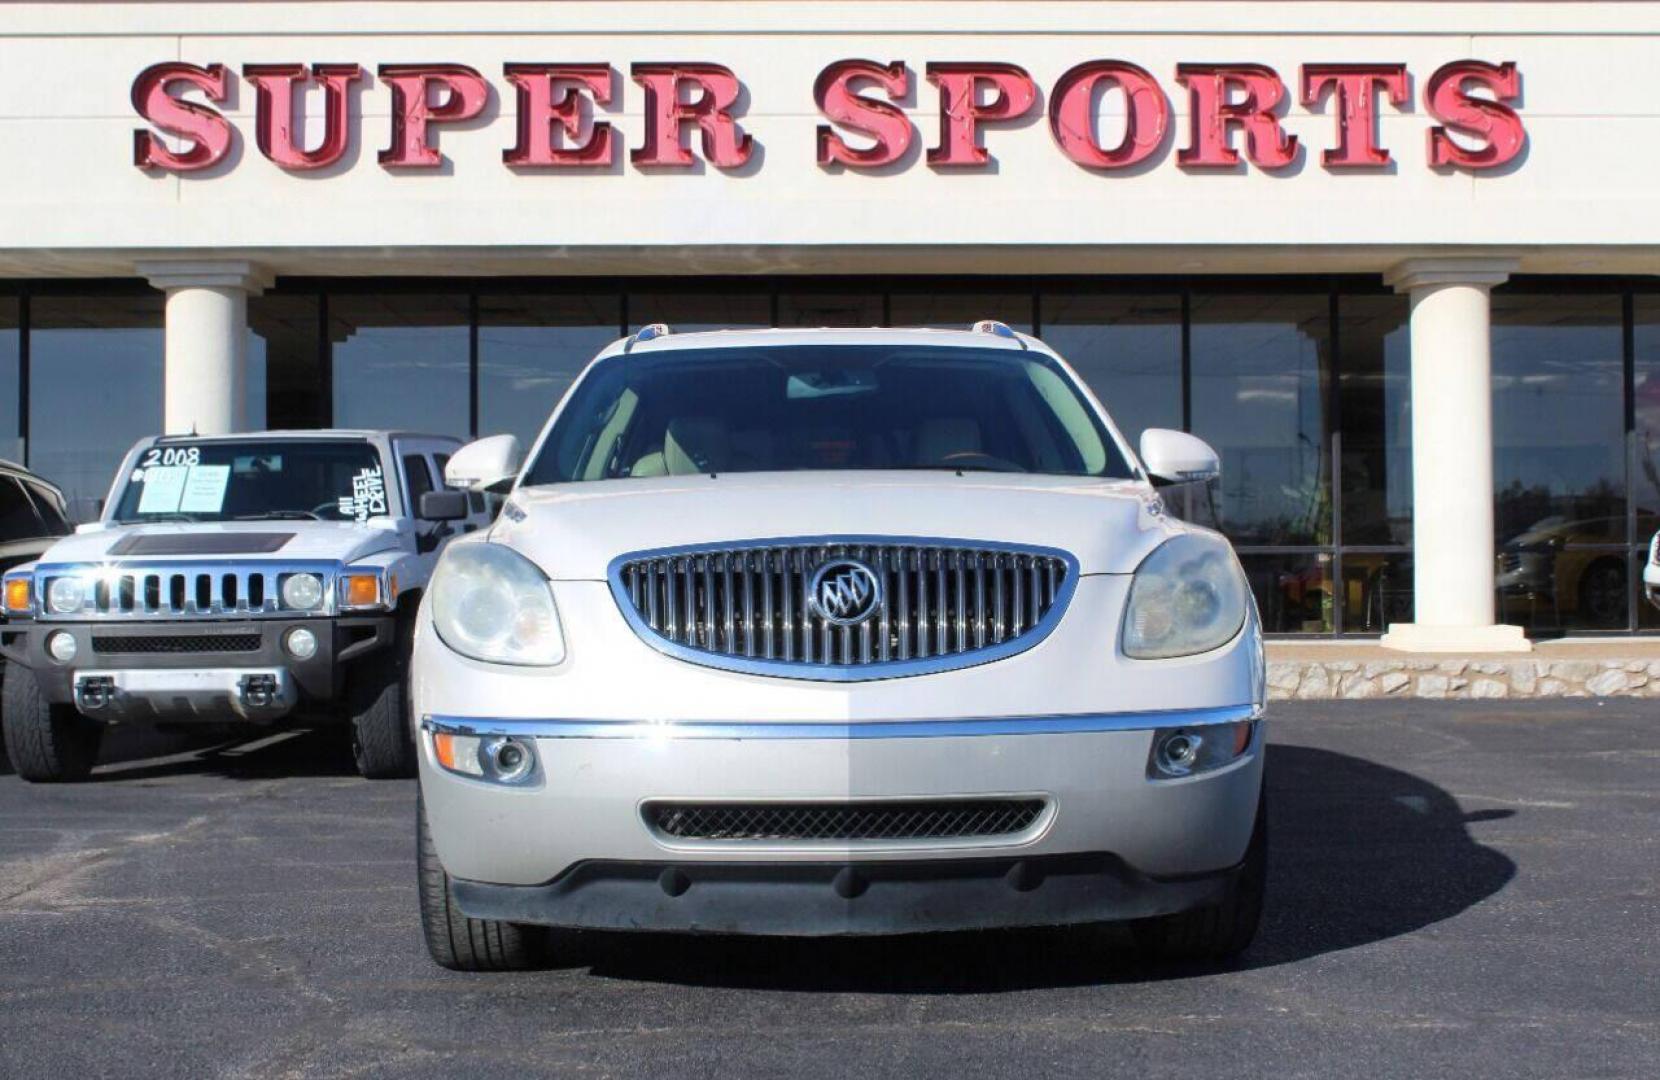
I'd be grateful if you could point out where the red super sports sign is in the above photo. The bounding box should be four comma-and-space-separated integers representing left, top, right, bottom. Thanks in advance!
131, 58, 1525, 175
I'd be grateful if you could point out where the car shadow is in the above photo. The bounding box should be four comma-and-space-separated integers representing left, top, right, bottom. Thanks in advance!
0, 726, 363, 782
564, 744, 1518, 991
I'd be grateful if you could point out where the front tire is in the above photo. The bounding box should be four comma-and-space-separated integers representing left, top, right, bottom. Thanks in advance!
417, 794, 551, 971
346, 629, 416, 780
1131, 790, 1267, 964
2, 661, 103, 783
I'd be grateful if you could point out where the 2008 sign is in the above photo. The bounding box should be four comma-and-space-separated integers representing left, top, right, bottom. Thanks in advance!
142, 447, 201, 467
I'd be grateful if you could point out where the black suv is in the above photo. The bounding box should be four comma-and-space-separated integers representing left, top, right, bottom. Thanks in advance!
0, 461, 70, 580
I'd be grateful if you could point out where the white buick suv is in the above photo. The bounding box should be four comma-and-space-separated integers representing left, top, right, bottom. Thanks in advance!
413, 323, 1266, 970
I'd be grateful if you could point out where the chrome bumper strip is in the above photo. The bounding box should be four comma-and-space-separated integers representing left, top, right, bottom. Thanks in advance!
421, 704, 1260, 741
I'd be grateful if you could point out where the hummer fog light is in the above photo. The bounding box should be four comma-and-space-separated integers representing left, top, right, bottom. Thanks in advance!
431, 730, 538, 784
47, 577, 86, 615
280, 573, 325, 611
1147, 721, 1255, 779
284, 627, 318, 660
45, 630, 77, 664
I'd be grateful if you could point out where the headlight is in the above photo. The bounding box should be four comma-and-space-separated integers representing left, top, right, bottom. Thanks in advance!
429, 544, 565, 666
1122, 533, 1248, 659
280, 573, 325, 611
47, 576, 86, 615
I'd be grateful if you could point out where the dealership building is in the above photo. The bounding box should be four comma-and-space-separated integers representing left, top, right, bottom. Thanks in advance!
1, 1, 1657, 650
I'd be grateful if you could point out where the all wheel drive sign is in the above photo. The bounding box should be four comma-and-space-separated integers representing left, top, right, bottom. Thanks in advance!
130, 58, 1526, 176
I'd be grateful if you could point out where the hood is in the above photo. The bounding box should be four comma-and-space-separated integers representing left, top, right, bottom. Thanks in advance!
35, 521, 402, 567
491, 472, 1186, 579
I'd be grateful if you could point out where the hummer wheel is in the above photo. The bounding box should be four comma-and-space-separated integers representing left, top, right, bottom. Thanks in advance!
2, 660, 102, 783
346, 628, 416, 780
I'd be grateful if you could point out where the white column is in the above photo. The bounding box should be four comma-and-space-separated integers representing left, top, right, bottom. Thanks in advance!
1381, 257, 1529, 653
137, 260, 272, 435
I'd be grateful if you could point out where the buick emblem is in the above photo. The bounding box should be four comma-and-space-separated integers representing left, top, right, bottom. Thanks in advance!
808, 559, 883, 626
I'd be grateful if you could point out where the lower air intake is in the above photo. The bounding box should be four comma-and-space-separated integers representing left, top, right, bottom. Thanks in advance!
645, 799, 1047, 842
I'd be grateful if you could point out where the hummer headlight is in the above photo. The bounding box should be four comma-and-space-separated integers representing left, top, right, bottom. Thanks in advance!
1122, 533, 1248, 659
430, 544, 565, 667
47, 576, 86, 615
280, 573, 325, 611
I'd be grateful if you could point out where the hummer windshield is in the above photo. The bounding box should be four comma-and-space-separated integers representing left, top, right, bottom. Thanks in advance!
524, 345, 1135, 485
110, 439, 392, 524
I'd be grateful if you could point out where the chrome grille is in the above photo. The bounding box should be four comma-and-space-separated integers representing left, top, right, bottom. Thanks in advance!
33, 562, 338, 620
612, 539, 1074, 679
646, 799, 1048, 842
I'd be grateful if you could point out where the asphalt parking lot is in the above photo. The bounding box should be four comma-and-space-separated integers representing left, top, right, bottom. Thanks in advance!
1, 701, 1656, 1079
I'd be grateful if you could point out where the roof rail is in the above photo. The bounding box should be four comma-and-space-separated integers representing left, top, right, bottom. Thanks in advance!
971, 320, 1027, 349
624, 323, 672, 352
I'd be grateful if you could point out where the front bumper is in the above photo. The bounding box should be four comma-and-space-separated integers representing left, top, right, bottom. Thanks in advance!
419, 710, 1264, 900
0, 616, 395, 722
452, 851, 1241, 936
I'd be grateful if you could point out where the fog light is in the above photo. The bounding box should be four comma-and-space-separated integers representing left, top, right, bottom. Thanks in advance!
47, 577, 85, 615
284, 627, 318, 660
1155, 731, 1202, 776
281, 573, 324, 611
481, 736, 535, 784
1147, 720, 1256, 779
45, 630, 77, 664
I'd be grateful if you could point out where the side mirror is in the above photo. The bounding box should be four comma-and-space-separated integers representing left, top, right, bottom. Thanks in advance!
443, 434, 523, 493
419, 490, 469, 522
1139, 429, 1221, 486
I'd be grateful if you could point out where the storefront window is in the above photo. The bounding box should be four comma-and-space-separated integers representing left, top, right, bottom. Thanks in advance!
628, 291, 769, 333
1492, 292, 1625, 632
1340, 551, 1414, 633
28, 293, 163, 520
1040, 293, 1182, 444
1630, 296, 1660, 629
250, 293, 322, 430
0, 297, 19, 463
1337, 294, 1412, 546
478, 293, 619, 449
1190, 293, 1332, 547
777, 292, 882, 327
888, 292, 1032, 332
331, 293, 469, 437
1240, 552, 1334, 634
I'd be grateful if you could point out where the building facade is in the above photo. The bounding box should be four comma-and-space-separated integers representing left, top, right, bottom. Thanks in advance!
2, 2, 1658, 646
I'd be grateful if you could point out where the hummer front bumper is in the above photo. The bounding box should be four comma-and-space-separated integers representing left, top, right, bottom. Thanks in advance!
0, 616, 396, 723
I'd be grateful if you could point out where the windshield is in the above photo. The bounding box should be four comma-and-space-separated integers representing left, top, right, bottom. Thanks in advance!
111, 440, 392, 524
522, 345, 1134, 485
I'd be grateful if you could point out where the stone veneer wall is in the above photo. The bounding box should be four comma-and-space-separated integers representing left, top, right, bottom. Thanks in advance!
1267, 658, 1660, 700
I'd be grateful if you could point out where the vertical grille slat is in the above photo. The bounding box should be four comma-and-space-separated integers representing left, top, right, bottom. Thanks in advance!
619, 540, 1070, 673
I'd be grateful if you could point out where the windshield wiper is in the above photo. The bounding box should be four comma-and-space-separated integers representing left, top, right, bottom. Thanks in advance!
890, 464, 1028, 475
234, 511, 322, 521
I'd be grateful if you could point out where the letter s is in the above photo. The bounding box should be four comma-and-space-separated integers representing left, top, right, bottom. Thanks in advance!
132, 62, 234, 172
1425, 60, 1525, 170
